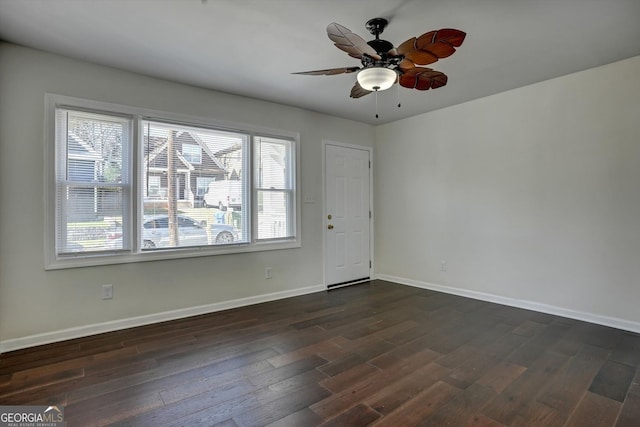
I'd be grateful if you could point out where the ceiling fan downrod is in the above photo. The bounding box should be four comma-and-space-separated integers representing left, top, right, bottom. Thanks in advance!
365, 18, 394, 55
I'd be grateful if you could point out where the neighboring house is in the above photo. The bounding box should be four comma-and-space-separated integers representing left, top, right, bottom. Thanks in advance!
67, 132, 120, 220
144, 131, 228, 207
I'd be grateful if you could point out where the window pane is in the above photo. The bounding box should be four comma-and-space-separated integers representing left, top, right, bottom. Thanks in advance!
182, 143, 202, 164
257, 190, 293, 239
56, 109, 129, 254
142, 121, 249, 248
256, 137, 292, 190
255, 137, 295, 240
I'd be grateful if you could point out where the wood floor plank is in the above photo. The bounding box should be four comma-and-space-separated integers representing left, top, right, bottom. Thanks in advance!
537, 344, 609, 414
507, 322, 567, 367
511, 320, 547, 338
467, 413, 506, 427
319, 363, 380, 393
615, 368, 640, 427
365, 362, 450, 416
482, 350, 570, 425
442, 353, 501, 390
160, 374, 257, 406
65, 362, 205, 405
0, 380, 71, 406
609, 332, 640, 367
368, 343, 440, 371
264, 408, 323, 427
370, 380, 461, 426
476, 361, 527, 394
342, 318, 418, 342
248, 355, 327, 388
316, 353, 367, 377
588, 359, 636, 402
310, 349, 441, 419
267, 340, 340, 368
266, 369, 328, 395
479, 331, 529, 360
510, 401, 567, 427
319, 403, 381, 426
423, 383, 497, 426
119, 378, 279, 426
199, 348, 281, 378
232, 384, 331, 427
564, 391, 622, 427
0, 367, 84, 398
66, 389, 164, 426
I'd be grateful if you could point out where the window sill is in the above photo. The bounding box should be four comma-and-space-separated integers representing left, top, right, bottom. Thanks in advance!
45, 239, 301, 270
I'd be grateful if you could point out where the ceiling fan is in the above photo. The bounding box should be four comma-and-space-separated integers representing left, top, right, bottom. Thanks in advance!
294, 18, 466, 102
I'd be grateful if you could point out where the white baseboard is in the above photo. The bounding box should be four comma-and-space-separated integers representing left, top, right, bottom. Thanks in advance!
376, 274, 640, 334
0, 284, 325, 354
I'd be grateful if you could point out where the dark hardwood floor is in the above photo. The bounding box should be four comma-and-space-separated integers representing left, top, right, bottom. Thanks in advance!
1, 280, 639, 426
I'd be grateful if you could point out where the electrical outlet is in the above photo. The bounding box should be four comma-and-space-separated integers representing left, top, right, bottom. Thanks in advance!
102, 284, 113, 300
265, 267, 273, 279
440, 261, 447, 272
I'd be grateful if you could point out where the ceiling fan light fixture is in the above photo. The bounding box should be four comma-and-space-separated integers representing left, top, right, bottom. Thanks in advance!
357, 67, 396, 91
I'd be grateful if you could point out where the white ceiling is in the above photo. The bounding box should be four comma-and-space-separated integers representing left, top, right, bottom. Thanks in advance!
1, 0, 639, 125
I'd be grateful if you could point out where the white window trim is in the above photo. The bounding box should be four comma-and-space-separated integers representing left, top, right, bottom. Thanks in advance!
44, 94, 301, 270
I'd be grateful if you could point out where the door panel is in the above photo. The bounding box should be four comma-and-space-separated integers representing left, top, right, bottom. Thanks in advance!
325, 144, 371, 287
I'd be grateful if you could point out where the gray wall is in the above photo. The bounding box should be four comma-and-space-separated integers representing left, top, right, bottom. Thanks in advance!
375, 56, 640, 329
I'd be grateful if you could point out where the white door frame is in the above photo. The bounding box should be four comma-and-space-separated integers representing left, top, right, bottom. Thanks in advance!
322, 140, 374, 289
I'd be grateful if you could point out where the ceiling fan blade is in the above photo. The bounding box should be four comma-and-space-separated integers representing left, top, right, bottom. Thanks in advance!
327, 23, 382, 60
350, 81, 372, 98
396, 37, 438, 65
431, 28, 466, 47
398, 58, 417, 72
293, 66, 360, 76
399, 67, 448, 90
397, 28, 466, 65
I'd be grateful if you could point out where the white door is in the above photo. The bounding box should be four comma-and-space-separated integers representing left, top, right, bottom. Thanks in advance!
324, 144, 371, 288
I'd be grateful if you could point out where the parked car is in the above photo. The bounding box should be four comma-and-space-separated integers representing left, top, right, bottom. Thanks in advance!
210, 222, 239, 244
106, 214, 239, 249
203, 180, 242, 211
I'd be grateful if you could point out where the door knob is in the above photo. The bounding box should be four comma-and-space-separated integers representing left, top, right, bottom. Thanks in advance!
328, 224, 334, 230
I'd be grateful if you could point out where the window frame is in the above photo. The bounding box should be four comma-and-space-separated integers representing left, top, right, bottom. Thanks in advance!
254, 136, 296, 241
45, 94, 301, 270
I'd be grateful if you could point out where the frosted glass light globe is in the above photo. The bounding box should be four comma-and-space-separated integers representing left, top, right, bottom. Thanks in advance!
357, 67, 397, 91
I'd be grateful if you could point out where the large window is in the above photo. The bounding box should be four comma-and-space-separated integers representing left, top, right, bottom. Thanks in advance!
46, 95, 299, 268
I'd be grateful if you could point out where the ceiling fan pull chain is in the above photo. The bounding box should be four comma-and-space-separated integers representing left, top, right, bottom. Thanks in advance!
375, 89, 379, 119
396, 81, 401, 108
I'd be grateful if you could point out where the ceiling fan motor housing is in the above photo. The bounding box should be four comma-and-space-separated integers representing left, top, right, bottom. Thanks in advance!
367, 38, 394, 54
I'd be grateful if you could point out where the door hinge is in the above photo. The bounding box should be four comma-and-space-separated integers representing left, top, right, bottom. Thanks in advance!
369, 210, 372, 219
369, 160, 371, 168
369, 260, 372, 268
